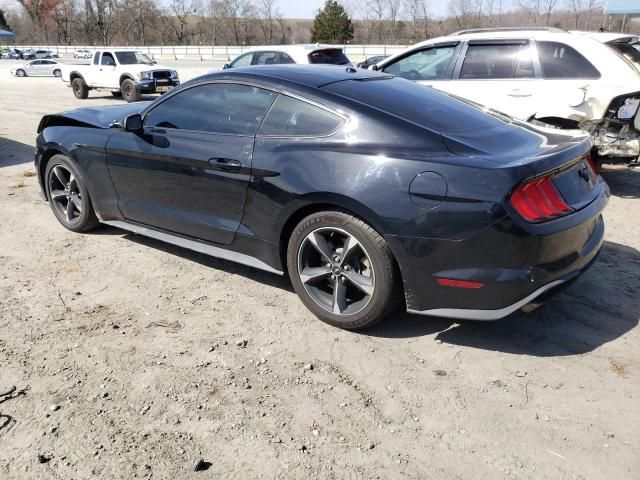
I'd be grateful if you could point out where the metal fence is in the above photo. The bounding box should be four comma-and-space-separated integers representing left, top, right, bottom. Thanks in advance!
10, 44, 409, 59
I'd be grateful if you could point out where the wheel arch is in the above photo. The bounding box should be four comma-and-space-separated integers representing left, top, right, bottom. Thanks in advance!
277, 197, 403, 288
119, 74, 135, 87
38, 146, 73, 200
69, 71, 85, 82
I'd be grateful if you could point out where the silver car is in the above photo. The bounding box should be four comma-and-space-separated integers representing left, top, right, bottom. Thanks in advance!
11, 60, 63, 77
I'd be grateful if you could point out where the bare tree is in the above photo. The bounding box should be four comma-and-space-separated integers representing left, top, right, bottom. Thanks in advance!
388, 0, 402, 42
257, 0, 276, 44
448, 0, 484, 30
404, 0, 429, 40
169, 0, 198, 45
566, 0, 600, 29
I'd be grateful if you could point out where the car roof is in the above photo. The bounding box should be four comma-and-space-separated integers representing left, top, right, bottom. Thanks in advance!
571, 30, 640, 43
193, 65, 391, 89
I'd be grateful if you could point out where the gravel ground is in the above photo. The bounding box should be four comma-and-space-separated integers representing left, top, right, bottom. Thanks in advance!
0, 62, 639, 480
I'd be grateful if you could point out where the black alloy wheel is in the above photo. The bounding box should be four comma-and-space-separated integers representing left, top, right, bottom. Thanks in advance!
45, 155, 99, 232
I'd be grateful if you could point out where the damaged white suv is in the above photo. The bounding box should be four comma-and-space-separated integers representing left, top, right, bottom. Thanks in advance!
373, 28, 640, 167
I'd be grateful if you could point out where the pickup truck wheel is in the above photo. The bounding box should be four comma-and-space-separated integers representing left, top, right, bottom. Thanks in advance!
72, 78, 89, 99
121, 79, 141, 103
53, 69, 62, 77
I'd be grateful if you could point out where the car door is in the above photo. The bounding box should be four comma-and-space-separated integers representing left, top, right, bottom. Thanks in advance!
380, 43, 460, 92
443, 40, 540, 120
98, 52, 118, 87
40, 60, 55, 75
27, 61, 42, 75
105, 82, 277, 245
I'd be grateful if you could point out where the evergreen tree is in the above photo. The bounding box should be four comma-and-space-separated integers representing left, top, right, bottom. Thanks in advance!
310, 0, 354, 44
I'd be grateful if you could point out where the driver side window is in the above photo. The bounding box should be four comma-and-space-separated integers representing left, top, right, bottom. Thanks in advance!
101, 52, 116, 66
144, 83, 276, 136
383, 45, 457, 81
230, 53, 253, 68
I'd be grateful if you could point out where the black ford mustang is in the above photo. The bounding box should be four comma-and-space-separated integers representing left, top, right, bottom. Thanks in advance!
35, 65, 608, 330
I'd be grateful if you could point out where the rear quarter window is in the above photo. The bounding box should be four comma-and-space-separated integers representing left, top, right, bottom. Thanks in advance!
537, 41, 600, 79
258, 95, 344, 137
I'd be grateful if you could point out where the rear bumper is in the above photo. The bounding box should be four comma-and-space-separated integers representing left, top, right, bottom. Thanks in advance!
388, 185, 608, 321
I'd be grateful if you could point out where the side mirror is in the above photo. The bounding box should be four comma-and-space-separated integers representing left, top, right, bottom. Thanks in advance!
369, 64, 379, 71
222, 63, 230, 70
152, 60, 157, 64
124, 113, 143, 133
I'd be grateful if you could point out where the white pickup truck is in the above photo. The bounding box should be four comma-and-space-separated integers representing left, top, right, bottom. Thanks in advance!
61, 50, 180, 103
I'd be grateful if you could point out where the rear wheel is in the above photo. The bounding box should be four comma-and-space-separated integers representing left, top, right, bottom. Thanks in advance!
45, 155, 99, 233
72, 77, 89, 99
121, 79, 141, 103
287, 211, 401, 330
16, 69, 25, 77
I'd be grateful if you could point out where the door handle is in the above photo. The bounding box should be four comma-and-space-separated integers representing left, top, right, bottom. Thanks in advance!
208, 157, 242, 172
508, 89, 532, 97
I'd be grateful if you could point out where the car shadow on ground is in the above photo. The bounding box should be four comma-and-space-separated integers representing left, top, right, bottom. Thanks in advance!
370, 240, 639, 356
103, 225, 638, 357
601, 166, 640, 199
0, 137, 34, 168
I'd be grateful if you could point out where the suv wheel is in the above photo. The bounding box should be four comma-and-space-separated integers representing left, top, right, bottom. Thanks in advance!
72, 77, 89, 99
287, 211, 401, 330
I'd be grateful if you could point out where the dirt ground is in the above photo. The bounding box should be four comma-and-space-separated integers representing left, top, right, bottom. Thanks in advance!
0, 61, 638, 480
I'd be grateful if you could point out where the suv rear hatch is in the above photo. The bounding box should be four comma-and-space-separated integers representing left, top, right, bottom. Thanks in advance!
308, 48, 351, 66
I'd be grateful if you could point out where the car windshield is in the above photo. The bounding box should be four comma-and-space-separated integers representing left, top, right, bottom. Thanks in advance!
115, 51, 154, 65
308, 49, 351, 65
608, 42, 640, 73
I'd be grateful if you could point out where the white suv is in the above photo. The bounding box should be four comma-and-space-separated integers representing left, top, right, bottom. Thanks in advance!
223, 45, 351, 69
373, 27, 640, 165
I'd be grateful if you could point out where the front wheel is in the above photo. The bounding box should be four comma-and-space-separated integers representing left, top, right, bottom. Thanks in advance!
45, 155, 99, 233
16, 69, 25, 77
121, 79, 141, 103
287, 211, 401, 330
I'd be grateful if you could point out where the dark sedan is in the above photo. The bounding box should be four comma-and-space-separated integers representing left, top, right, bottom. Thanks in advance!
35, 65, 608, 330
356, 55, 388, 69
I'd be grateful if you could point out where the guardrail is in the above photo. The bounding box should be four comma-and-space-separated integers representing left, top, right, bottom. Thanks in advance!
9, 44, 409, 59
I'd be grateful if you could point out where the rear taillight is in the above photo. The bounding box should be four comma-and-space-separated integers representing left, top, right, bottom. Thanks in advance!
510, 174, 573, 223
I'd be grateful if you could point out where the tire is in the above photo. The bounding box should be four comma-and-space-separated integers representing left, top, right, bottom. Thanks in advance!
287, 210, 401, 330
44, 154, 99, 233
72, 77, 89, 99
16, 69, 25, 77
111, 91, 122, 98
53, 69, 62, 77
121, 79, 141, 103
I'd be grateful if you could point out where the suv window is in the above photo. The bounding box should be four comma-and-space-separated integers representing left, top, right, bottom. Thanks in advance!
308, 49, 350, 65
537, 41, 600, 79
460, 43, 534, 79
230, 53, 253, 68
259, 95, 344, 137
383, 45, 457, 81
145, 83, 276, 135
